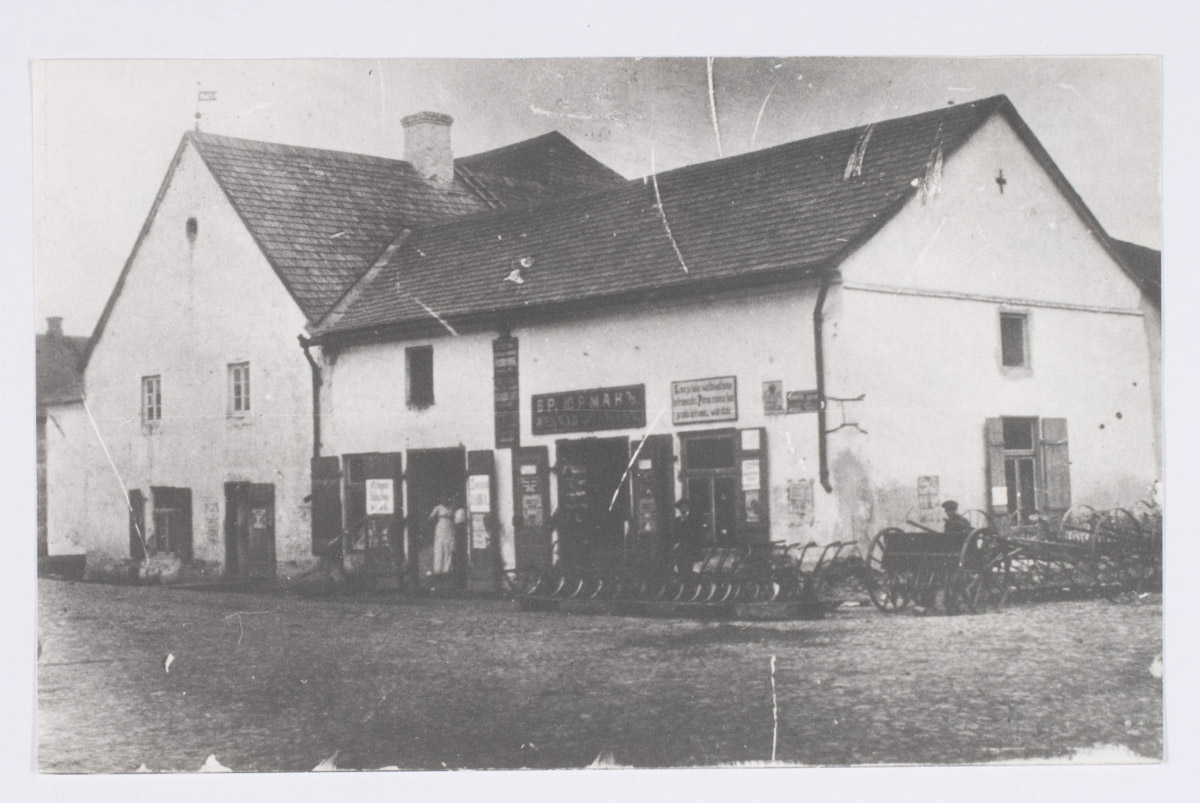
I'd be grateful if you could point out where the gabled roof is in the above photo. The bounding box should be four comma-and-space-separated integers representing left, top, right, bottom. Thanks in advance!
1110, 239, 1161, 308
37, 333, 88, 406
319, 97, 1011, 338
81, 126, 625, 369
190, 131, 626, 320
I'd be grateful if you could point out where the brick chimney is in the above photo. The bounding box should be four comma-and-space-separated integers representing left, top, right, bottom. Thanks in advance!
46, 317, 63, 338
402, 111, 455, 184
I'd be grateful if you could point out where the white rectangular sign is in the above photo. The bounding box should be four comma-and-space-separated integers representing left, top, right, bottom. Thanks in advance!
366, 478, 394, 516
741, 458, 761, 491
468, 475, 492, 513
671, 376, 738, 425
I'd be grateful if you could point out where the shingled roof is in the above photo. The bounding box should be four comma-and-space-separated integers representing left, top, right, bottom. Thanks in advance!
190, 131, 627, 320
319, 97, 1023, 338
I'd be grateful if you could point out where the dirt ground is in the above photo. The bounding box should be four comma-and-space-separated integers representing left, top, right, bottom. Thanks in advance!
36, 578, 1162, 772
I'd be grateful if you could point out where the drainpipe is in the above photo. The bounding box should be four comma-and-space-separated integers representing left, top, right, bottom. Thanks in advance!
813, 274, 833, 493
298, 335, 321, 458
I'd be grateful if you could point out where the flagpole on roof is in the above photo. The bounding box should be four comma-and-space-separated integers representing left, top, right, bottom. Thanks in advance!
194, 83, 218, 131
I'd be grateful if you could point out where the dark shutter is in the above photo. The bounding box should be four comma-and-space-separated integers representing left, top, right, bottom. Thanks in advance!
738, 427, 769, 539
311, 456, 343, 556
984, 418, 1006, 518
129, 490, 146, 561
175, 489, 193, 562
512, 446, 551, 568
1040, 418, 1071, 513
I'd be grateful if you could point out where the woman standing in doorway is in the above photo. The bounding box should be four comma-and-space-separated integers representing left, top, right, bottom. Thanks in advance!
429, 496, 456, 579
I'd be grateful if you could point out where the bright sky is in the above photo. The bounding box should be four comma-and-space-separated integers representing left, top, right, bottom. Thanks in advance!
32, 57, 1161, 337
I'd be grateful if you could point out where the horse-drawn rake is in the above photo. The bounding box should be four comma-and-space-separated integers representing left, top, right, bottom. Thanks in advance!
511, 539, 865, 606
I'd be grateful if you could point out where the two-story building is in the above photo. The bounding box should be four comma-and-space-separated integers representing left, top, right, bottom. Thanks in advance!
306, 96, 1160, 587
45, 112, 626, 581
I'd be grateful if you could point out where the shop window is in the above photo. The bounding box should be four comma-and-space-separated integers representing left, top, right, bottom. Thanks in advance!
228, 362, 251, 415
142, 375, 162, 422
407, 345, 434, 408
1000, 313, 1029, 368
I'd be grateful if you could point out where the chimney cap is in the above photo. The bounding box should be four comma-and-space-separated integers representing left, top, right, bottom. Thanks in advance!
402, 111, 454, 128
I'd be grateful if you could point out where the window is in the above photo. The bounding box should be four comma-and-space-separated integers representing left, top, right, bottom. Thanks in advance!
985, 417, 1071, 523
1000, 313, 1028, 368
1001, 417, 1038, 522
406, 345, 434, 408
142, 375, 162, 421
228, 362, 251, 414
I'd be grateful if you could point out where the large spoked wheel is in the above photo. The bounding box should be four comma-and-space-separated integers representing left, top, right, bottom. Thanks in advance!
867, 528, 910, 612
956, 527, 1009, 613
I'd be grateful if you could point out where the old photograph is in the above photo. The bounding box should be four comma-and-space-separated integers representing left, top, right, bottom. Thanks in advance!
32, 55, 1163, 774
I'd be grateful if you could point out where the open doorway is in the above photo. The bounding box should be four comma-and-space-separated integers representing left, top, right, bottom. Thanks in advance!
224, 482, 276, 578
406, 448, 466, 588
555, 437, 631, 565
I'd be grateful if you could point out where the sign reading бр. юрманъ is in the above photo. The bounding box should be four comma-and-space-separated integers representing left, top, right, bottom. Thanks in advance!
672, 376, 737, 425
531, 384, 646, 435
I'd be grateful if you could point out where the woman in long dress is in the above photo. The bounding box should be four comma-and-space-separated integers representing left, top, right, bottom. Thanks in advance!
429, 498, 455, 576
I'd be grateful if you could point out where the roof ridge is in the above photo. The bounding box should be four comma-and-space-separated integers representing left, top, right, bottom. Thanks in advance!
188, 130, 414, 169
634, 95, 1009, 185
401, 96, 1007, 240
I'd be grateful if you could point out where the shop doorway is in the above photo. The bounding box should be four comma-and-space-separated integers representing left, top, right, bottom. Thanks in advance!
224, 482, 276, 578
406, 448, 466, 587
555, 437, 631, 564
680, 430, 740, 545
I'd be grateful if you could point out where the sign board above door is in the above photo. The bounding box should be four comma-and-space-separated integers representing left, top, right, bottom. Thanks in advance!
531, 384, 646, 435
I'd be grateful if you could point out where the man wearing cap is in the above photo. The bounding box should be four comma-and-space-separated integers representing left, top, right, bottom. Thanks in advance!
942, 500, 973, 538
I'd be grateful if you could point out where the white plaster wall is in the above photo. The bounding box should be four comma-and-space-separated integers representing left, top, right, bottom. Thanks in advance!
44, 402, 91, 556
825, 112, 1157, 539
77, 141, 315, 570
323, 286, 836, 559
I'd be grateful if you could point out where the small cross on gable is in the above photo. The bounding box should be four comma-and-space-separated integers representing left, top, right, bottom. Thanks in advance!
995, 169, 1007, 194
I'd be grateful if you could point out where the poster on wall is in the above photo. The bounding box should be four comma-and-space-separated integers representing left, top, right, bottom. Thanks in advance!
762, 380, 784, 414
672, 376, 737, 425
468, 475, 491, 513
788, 478, 814, 528
741, 458, 761, 491
365, 479, 394, 516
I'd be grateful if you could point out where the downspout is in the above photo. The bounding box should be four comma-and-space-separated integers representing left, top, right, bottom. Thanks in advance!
298, 335, 321, 458
813, 273, 833, 493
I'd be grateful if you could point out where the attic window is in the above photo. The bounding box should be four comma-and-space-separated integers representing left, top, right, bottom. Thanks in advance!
186, 217, 198, 242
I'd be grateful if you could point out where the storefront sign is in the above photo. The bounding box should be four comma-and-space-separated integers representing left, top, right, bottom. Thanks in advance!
532, 384, 646, 435
365, 478, 394, 516
672, 376, 737, 425
786, 389, 822, 414
493, 337, 520, 449
468, 475, 491, 513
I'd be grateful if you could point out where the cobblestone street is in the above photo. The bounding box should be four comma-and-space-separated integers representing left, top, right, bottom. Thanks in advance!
37, 578, 1162, 772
